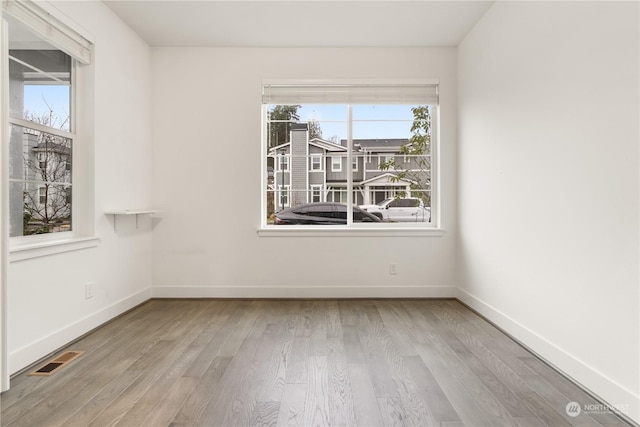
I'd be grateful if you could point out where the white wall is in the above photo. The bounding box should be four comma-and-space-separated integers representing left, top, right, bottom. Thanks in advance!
6, 1, 153, 374
151, 48, 457, 297
458, 1, 639, 422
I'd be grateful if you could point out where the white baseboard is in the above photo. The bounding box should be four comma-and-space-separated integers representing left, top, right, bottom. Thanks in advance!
152, 285, 457, 299
456, 288, 640, 425
9, 288, 152, 375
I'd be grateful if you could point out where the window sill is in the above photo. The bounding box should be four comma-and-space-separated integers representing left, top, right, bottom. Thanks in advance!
257, 227, 445, 237
9, 236, 101, 262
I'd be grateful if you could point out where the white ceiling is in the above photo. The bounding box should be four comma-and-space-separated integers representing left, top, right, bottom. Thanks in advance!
103, 1, 495, 48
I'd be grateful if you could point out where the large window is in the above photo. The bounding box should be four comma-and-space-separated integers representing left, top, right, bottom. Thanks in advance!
3, 2, 93, 241
263, 81, 438, 228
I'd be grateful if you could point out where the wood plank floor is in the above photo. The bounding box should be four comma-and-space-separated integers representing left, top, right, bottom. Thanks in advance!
0, 299, 630, 427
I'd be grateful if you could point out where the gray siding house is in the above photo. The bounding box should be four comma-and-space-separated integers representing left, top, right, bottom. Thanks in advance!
268, 123, 430, 212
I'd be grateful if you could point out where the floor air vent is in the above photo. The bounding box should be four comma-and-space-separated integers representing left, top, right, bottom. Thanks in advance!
29, 351, 84, 376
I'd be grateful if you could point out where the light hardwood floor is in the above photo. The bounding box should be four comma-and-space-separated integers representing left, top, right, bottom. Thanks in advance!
0, 299, 630, 426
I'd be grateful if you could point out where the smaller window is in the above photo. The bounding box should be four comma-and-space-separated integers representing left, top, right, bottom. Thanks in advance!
352, 156, 358, 172
37, 152, 47, 169
331, 156, 342, 172
310, 155, 322, 171
379, 155, 393, 168
38, 186, 47, 204
311, 185, 322, 203
332, 188, 347, 203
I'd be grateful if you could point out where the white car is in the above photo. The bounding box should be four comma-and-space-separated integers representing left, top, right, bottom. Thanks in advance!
359, 197, 431, 222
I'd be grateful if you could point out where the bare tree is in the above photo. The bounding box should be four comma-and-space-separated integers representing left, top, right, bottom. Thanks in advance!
309, 118, 323, 140
22, 107, 72, 234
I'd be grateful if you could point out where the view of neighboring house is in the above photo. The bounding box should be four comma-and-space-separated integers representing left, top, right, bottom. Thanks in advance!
267, 122, 430, 213
8, 48, 73, 237
10, 128, 72, 236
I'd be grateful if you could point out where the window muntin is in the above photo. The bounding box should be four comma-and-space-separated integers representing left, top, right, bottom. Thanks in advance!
7, 19, 75, 238
9, 123, 73, 236
264, 86, 437, 228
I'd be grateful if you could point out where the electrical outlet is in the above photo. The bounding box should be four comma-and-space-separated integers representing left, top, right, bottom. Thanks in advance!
85, 282, 94, 299
389, 263, 398, 275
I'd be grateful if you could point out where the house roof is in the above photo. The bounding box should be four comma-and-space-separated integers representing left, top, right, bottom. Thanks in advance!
310, 138, 346, 152
360, 172, 417, 186
268, 138, 346, 154
348, 139, 409, 151
33, 142, 71, 155
268, 134, 410, 154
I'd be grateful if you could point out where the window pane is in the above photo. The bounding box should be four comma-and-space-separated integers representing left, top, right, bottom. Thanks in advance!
354, 104, 432, 224
352, 104, 414, 140
266, 104, 348, 225
10, 181, 71, 237
9, 50, 72, 131
298, 104, 348, 121
8, 17, 75, 238
266, 104, 347, 149
264, 100, 435, 226
352, 104, 416, 121
9, 124, 72, 183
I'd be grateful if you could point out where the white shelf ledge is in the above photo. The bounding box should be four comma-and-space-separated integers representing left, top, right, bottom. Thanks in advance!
105, 210, 162, 231
104, 209, 162, 215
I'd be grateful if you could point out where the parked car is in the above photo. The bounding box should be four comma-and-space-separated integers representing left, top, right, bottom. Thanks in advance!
359, 197, 431, 222
274, 202, 382, 225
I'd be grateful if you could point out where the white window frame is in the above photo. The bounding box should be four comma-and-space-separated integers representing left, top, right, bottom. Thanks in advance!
260, 79, 441, 234
37, 152, 46, 169
37, 186, 46, 204
310, 185, 322, 203
310, 154, 322, 171
331, 188, 347, 203
352, 155, 358, 172
3, 4, 99, 259
378, 154, 393, 168
331, 156, 342, 172
7, 55, 76, 244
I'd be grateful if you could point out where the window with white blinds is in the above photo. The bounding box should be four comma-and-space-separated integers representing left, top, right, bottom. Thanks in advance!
262, 80, 438, 105
262, 80, 439, 229
4, 0, 93, 241
2, 0, 93, 65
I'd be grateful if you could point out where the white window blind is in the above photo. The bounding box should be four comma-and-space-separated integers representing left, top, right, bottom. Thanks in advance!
2, 0, 93, 64
262, 80, 439, 105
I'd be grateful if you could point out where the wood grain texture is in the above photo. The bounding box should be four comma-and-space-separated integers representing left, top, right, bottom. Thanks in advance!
0, 299, 630, 427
